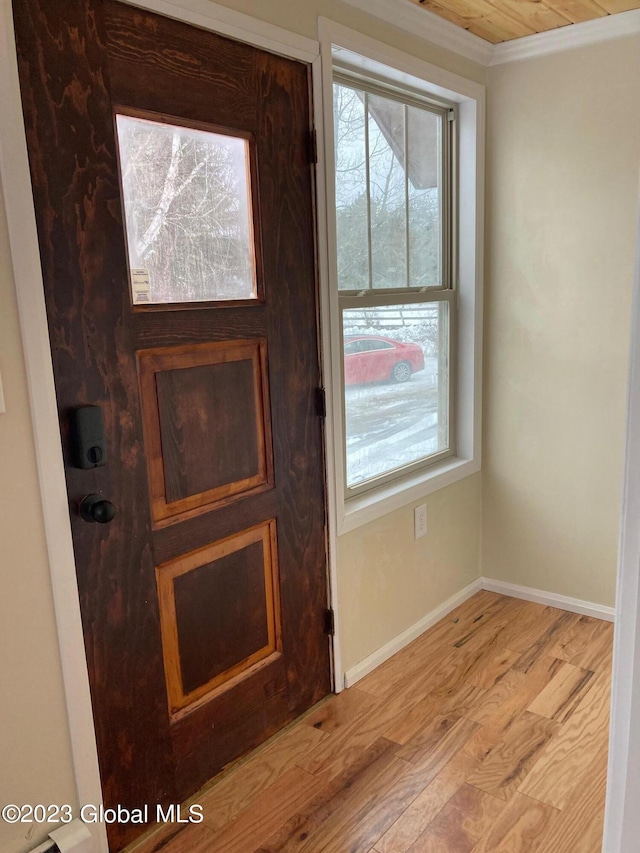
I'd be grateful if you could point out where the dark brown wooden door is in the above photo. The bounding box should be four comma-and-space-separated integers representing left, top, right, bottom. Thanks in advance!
13, 1, 331, 849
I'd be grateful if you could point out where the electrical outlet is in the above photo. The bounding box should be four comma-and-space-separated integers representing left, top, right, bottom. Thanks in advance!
414, 503, 427, 539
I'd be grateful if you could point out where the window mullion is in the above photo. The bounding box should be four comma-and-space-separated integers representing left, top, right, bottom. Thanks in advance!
404, 104, 410, 289
364, 92, 373, 292
440, 116, 445, 289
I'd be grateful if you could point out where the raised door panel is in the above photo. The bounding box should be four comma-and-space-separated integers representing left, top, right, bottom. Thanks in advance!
156, 520, 282, 717
138, 340, 273, 524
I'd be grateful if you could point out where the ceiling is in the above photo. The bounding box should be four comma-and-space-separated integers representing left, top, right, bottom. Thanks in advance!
408, 0, 640, 43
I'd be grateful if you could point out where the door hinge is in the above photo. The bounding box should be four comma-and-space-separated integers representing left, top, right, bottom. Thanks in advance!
309, 127, 318, 165
315, 387, 326, 418
324, 608, 335, 635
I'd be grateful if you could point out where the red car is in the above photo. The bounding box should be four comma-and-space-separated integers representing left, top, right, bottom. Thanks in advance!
344, 335, 425, 385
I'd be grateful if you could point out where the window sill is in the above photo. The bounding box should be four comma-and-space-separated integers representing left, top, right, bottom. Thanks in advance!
338, 454, 480, 535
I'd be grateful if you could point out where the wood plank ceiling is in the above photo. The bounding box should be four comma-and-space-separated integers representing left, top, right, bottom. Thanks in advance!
409, 0, 640, 43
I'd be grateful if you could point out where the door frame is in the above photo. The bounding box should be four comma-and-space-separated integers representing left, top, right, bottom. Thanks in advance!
602, 191, 640, 853
0, 2, 342, 851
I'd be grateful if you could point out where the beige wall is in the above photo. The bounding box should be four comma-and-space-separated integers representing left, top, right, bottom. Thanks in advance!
0, 173, 79, 853
338, 474, 481, 671
483, 36, 640, 606
0, 3, 484, 851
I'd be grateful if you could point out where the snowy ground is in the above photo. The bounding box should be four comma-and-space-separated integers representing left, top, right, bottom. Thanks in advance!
345, 357, 443, 486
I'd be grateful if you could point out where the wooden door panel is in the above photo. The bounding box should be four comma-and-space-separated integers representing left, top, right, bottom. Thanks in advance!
156, 360, 262, 501
138, 340, 273, 523
174, 542, 273, 691
133, 306, 269, 345
171, 687, 292, 797
14, 1, 330, 849
105, 1, 258, 130
157, 520, 282, 715
153, 489, 280, 565
157, 360, 261, 502
171, 636, 289, 754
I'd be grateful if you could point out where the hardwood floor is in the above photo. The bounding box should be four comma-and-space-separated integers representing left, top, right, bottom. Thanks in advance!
129, 592, 613, 853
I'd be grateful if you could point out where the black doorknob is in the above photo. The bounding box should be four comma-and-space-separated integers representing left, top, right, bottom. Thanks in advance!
79, 494, 116, 524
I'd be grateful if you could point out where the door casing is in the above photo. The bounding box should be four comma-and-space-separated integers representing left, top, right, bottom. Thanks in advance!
0, 1, 342, 851
602, 184, 640, 853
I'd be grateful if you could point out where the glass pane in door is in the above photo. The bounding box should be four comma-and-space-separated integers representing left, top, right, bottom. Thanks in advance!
116, 113, 257, 304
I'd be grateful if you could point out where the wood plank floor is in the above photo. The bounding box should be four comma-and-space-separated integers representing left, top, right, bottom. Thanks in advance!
129, 592, 613, 853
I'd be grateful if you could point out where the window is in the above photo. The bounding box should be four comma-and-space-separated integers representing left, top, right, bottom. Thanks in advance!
115, 112, 258, 305
333, 74, 455, 495
321, 27, 483, 532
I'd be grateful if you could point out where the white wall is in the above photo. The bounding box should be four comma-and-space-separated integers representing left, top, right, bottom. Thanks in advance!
0, 2, 484, 851
483, 35, 640, 606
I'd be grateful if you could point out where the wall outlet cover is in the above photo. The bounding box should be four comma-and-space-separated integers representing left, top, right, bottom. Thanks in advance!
414, 503, 427, 539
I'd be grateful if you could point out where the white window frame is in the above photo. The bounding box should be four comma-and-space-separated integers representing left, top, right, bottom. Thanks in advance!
318, 19, 485, 534
334, 74, 456, 497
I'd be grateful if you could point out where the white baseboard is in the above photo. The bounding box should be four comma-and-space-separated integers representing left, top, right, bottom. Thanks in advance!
480, 577, 616, 622
343, 575, 616, 689
343, 578, 483, 688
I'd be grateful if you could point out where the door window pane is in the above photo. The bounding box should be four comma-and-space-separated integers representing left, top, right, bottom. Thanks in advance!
116, 113, 257, 304
343, 302, 449, 488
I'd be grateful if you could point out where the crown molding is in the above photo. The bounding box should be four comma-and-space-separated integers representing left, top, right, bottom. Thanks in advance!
343, 0, 640, 69
341, 0, 493, 66
491, 8, 640, 65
